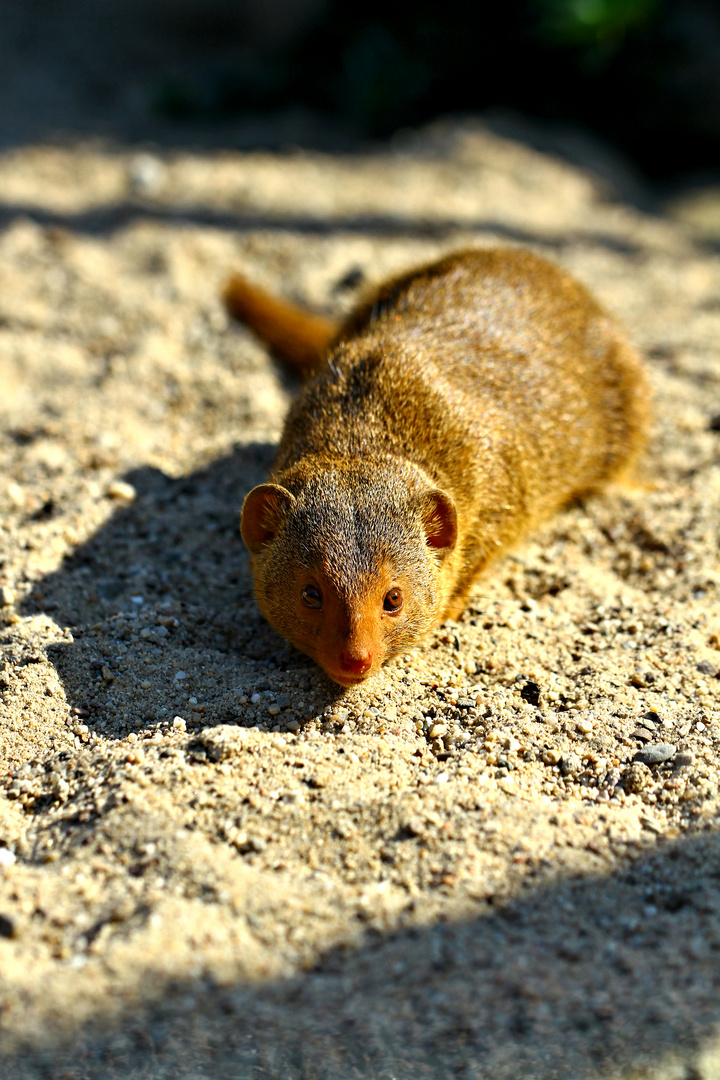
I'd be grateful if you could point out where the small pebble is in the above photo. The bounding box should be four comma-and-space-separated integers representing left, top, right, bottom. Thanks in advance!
106, 480, 137, 502
333, 266, 365, 292
633, 743, 676, 765
542, 748, 562, 765
622, 762, 651, 793
174, 671, 188, 682
576, 718, 593, 735
0, 849, 16, 868
0, 585, 14, 607
7, 482, 25, 506
560, 753, 582, 776
0, 914, 18, 939
520, 682, 541, 707
434, 772, 449, 784
696, 660, 718, 677
428, 724, 447, 739
673, 751, 695, 768
128, 153, 166, 196
240, 835, 266, 853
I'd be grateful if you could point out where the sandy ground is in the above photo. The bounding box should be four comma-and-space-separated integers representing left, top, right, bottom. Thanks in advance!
0, 119, 719, 1078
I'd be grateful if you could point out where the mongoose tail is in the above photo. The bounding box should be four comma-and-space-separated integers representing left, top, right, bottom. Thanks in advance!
223, 273, 338, 377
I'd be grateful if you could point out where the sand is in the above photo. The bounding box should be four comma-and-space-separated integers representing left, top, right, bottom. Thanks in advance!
0, 119, 719, 1078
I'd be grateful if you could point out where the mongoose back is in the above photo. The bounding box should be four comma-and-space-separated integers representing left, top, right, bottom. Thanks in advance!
225, 249, 649, 687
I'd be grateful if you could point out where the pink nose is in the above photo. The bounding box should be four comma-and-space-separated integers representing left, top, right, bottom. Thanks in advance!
338, 650, 372, 675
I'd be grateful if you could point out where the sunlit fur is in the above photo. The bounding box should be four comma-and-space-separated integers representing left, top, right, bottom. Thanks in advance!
235, 248, 650, 686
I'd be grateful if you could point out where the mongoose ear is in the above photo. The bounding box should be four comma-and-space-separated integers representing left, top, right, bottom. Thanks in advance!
418, 490, 457, 552
241, 484, 296, 554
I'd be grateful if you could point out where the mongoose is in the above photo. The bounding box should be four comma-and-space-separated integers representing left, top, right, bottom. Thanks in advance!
224, 249, 649, 687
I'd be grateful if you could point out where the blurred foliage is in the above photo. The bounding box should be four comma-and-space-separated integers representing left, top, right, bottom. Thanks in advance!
534, 0, 661, 51
283, 1, 670, 139
145, 0, 720, 179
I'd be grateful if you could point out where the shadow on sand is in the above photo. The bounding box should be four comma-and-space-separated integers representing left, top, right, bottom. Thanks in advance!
0, 201, 651, 258
19, 438, 346, 728
5, 826, 720, 1079
8, 291, 718, 1080
10, 443, 720, 1079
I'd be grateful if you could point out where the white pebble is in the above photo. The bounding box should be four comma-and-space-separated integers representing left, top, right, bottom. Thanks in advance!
106, 480, 137, 502
434, 771, 449, 784
0, 848, 16, 868
0, 585, 14, 607
7, 483, 24, 507
128, 153, 166, 196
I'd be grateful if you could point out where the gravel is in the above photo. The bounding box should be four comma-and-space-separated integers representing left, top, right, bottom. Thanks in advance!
634, 744, 678, 765
0, 116, 719, 1080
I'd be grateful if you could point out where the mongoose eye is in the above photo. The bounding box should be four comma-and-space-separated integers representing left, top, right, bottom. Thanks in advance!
301, 585, 323, 610
383, 588, 404, 614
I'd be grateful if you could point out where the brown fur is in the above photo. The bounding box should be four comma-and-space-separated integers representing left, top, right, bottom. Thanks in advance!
227, 249, 649, 687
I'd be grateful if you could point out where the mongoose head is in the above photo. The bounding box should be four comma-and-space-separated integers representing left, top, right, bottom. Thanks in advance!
241, 463, 457, 686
